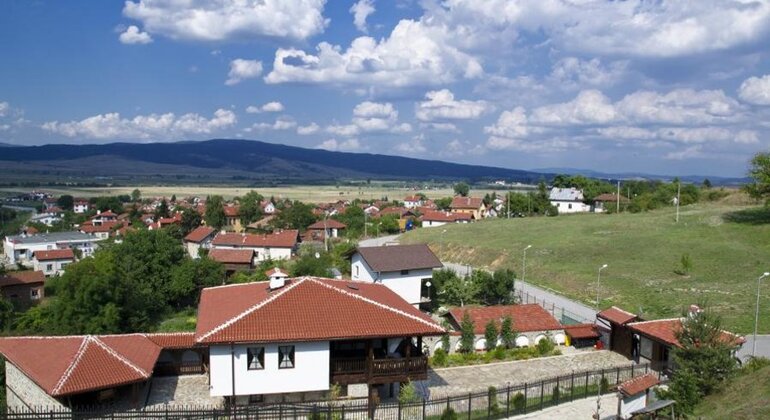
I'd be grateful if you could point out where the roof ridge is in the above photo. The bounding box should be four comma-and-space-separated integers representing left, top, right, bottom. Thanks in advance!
307, 278, 443, 332
197, 277, 308, 342
90, 336, 152, 378
607, 306, 637, 316
51, 336, 92, 395
628, 317, 681, 325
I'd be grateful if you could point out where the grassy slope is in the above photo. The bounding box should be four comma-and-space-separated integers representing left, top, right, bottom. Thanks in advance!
402, 200, 770, 333
693, 366, 770, 419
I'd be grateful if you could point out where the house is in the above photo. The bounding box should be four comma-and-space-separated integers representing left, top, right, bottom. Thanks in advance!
403, 195, 424, 209
80, 220, 126, 239
208, 248, 255, 274
3, 231, 102, 266
73, 199, 90, 214
563, 324, 601, 348
183, 226, 217, 259
592, 193, 630, 213
420, 211, 472, 227
196, 277, 445, 405
210, 230, 299, 262
350, 244, 443, 308
43, 197, 59, 211
450, 196, 485, 219
32, 249, 75, 276
29, 212, 62, 227
305, 219, 347, 241
616, 373, 660, 419
436, 304, 565, 353
224, 206, 243, 232
596, 306, 640, 358
261, 200, 276, 215
265, 267, 289, 283
0, 271, 46, 305
549, 188, 591, 213
90, 210, 118, 226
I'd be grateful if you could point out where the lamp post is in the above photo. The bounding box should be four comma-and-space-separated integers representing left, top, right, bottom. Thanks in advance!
522, 245, 532, 282
753, 272, 770, 358
596, 264, 608, 309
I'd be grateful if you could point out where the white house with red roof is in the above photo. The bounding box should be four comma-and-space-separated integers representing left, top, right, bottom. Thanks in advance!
183, 226, 217, 258
420, 210, 472, 227
73, 199, 90, 214
403, 195, 424, 209
211, 230, 299, 262
32, 248, 75, 276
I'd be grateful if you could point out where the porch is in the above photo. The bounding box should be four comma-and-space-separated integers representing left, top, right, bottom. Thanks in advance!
329, 337, 428, 385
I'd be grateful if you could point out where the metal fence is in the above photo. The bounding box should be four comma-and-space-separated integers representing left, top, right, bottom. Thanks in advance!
514, 288, 592, 325
1, 363, 656, 420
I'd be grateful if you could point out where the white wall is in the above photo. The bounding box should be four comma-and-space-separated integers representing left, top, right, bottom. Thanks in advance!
551, 201, 591, 214
33, 259, 70, 276
421, 220, 447, 228
350, 254, 431, 306
620, 393, 646, 419
212, 245, 292, 262
209, 341, 330, 397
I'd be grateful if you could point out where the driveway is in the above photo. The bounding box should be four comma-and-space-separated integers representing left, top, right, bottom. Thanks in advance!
358, 234, 400, 247
508, 394, 618, 420
737, 334, 770, 361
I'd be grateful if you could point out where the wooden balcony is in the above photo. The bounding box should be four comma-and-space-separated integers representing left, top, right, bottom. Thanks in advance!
330, 356, 428, 385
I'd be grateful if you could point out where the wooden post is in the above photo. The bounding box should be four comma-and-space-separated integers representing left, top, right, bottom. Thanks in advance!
405, 337, 412, 377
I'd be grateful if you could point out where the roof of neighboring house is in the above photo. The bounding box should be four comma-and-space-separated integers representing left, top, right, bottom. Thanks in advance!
265, 267, 289, 278
23, 226, 39, 235
223, 206, 240, 217
354, 244, 442, 272
80, 221, 124, 234
618, 373, 659, 397
307, 219, 347, 230
404, 196, 423, 202
33, 249, 75, 261
420, 211, 470, 222
564, 324, 601, 340
377, 207, 412, 217
627, 318, 745, 348
195, 277, 445, 344
0, 271, 46, 287
549, 187, 585, 201
0, 334, 160, 397
145, 332, 196, 349
450, 196, 483, 210
593, 193, 630, 203
92, 210, 118, 218
447, 304, 563, 334
211, 230, 299, 248
184, 226, 216, 243
597, 306, 639, 325
208, 248, 254, 265
5, 231, 96, 245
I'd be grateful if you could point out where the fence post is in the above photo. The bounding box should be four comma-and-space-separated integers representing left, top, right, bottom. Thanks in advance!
398, 399, 402, 420
601, 368, 606, 392
539, 381, 544, 411
523, 383, 528, 414
279, 403, 283, 420
631, 364, 635, 378
467, 392, 472, 420
570, 372, 575, 402
616, 367, 620, 384
423, 398, 426, 419
341, 404, 345, 420
506, 384, 511, 417
584, 372, 589, 398
555, 376, 560, 405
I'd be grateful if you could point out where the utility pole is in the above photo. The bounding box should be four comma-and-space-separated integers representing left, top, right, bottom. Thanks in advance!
507, 191, 510, 219
675, 181, 681, 223
616, 181, 620, 213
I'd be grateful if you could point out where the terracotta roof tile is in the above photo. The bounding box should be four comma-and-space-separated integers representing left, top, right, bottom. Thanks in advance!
618, 373, 659, 397
420, 211, 470, 222
184, 226, 216, 243
450, 196, 483, 210
307, 219, 347, 230
0, 271, 46, 287
208, 248, 254, 264
212, 230, 298, 248
224, 206, 240, 217
265, 267, 289, 277
33, 249, 75, 261
447, 304, 563, 334
597, 306, 639, 325
355, 244, 442, 272
195, 277, 445, 344
145, 332, 196, 349
627, 318, 745, 348
564, 324, 601, 340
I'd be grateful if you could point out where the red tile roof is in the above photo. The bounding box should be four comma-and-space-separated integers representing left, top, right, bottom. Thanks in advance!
404, 196, 423, 202
224, 206, 240, 217
627, 318, 745, 348
564, 324, 601, 340
420, 211, 470, 222
80, 220, 124, 234
618, 373, 659, 397
145, 332, 196, 349
355, 244, 442, 272
212, 230, 299, 248
208, 248, 254, 265
0, 271, 46, 287
447, 304, 563, 334
597, 306, 639, 325
450, 196, 483, 210
265, 267, 289, 277
184, 226, 216, 243
195, 277, 445, 344
0, 334, 160, 397
33, 249, 75, 261
307, 219, 347, 230
593, 193, 630, 203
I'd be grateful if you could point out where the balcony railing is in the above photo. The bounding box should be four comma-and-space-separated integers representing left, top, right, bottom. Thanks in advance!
330, 356, 428, 384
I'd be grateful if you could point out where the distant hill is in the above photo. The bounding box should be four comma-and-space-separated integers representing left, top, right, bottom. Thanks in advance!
0, 139, 551, 184
532, 167, 748, 186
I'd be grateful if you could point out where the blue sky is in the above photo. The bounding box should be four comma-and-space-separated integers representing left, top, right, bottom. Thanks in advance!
2, 0, 770, 177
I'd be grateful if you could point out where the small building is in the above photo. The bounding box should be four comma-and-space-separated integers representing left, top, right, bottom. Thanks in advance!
80, 220, 126, 239
183, 226, 217, 259
29, 212, 62, 227
208, 248, 255, 274
305, 219, 347, 241
403, 195, 424, 209
449, 197, 485, 220
3, 231, 102, 266
223, 206, 243, 233
265, 267, 290, 283
563, 324, 601, 348
211, 230, 299, 262
616, 373, 660, 419
90, 210, 118, 226
549, 188, 590, 213
0, 271, 46, 305
73, 199, 90, 214
350, 244, 443, 308
420, 211, 472, 227
261, 201, 276, 215
592, 193, 630, 213
32, 248, 75, 276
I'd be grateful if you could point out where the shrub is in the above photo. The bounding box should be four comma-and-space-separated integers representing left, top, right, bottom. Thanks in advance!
552, 385, 560, 403
488, 386, 500, 414
399, 381, 419, 404
459, 311, 475, 353
441, 333, 451, 353
484, 320, 499, 351
674, 253, 693, 276
743, 356, 770, 373
492, 346, 506, 360
431, 348, 448, 367
500, 316, 516, 349
536, 337, 555, 355
440, 407, 459, 420
600, 377, 610, 394
512, 392, 526, 412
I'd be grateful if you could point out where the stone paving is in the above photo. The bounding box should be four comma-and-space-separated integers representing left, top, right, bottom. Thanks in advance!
508, 394, 618, 420
424, 350, 632, 398
146, 375, 224, 407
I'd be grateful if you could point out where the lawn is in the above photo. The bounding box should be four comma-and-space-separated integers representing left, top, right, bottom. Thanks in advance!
693, 364, 770, 419
402, 199, 770, 333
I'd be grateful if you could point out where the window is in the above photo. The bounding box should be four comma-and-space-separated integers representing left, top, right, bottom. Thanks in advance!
30, 289, 40, 300
640, 337, 653, 360
46, 264, 53, 271
247, 347, 264, 370
400, 269, 410, 275
278, 345, 295, 369
568, 204, 573, 209
354, 265, 359, 278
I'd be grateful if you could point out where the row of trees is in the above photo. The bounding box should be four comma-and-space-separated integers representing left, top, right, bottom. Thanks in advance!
431, 268, 516, 308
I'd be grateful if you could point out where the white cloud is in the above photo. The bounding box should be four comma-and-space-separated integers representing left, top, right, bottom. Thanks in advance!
247, 117, 296, 132
123, 0, 327, 42
739, 74, 770, 105
297, 122, 320, 135
350, 0, 375, 33
415, 89, 490, 122
665, 146, 704, 160
316, 138, 362, 151
421, 122, 460, 132
226, 59, 263, 86
42, 109, 236, 140
531, 90, 617, 125
616, 89, 742, 125
0, 102, 8, 117
118, 25, 153, 44
596, 126, 657, 140
326, 124, 360, 137
352, 101, 397, 131
549, 57, 627, 88
484, 107, 531, 139
265, 19, 483, 87
394, 135, 427, 154
246, 101, 285, 113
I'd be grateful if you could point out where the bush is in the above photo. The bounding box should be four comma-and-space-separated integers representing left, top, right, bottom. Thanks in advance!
674, 253, 693, 276
552, 385, 560, 403
600, 377, 610, 394
492, 346, 506, 360
440, 407, 459, 420
431, 348, 448, 367
512, 392, 526, 412
536, 337, 555, 355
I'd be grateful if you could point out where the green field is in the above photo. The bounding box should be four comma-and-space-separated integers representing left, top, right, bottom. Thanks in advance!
402, 198, 770, 333
693, 364, 770, 419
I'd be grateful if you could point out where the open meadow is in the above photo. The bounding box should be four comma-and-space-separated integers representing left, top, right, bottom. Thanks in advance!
402, 195, 770, 333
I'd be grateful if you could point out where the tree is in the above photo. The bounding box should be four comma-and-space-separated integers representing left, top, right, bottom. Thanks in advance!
702, 178, 712, 189
205, 195, 227, 229
434, 197, 453, 210
170, 194, 176, 203
92, 196, 124, 212
453, 182, 470, 197
484, 320, 498, 351
746, 151, 770, 204
439, 273, 480, 307
459, 311, 476, 353
500, 315, 516, 349
131, 189, 142, 202
154, 199, 170, 220
238, 190, 264, 225
169, 257, 225, 307
271, 201, 316, 231
291, 250, 332, 277
475, 269, 516, 305
57, 195, 74, 211
180, 208, 202, 237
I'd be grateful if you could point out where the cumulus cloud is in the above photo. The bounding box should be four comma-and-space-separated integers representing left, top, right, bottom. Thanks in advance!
246, 117, 296, 132
0, 102, 8, 117
415, 89, 490, 121
531, 90, 617, 125
119, 25, 153, 44
42, 109, 236, 140
549, 57, 627, 88
350, 0, 375, 33
326, 124, 360, 137
297, 122, 320, 135
246, 101, 284, 113
394, 135, 427, 154
739, 74, 770, 105
615, 89, 742, 125
325, 101, 412, 135
122, 0, 327, 42
226, 59, 263, 86
316, 138, 362, 151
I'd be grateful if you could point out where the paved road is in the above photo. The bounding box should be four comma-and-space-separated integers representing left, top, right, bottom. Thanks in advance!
358, 234, 401, 247
508, 394, 618, 420
737, 334, 770, 361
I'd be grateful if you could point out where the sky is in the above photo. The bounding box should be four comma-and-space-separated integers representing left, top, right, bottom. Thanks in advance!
2, 1, 770, 177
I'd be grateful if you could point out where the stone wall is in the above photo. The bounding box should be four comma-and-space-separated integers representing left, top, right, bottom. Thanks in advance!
423, 329, 566, 355
5, 362, 68, 411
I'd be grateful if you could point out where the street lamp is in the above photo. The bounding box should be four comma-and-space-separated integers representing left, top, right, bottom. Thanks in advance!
753, 272, 770, 358
596, 264, 608, 309
522, 245, 532, 282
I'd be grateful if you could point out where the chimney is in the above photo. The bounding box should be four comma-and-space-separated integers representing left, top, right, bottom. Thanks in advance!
269, 276, 286, 290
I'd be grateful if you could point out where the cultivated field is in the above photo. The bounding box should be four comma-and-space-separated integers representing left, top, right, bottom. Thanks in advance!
402, 197, 770, 333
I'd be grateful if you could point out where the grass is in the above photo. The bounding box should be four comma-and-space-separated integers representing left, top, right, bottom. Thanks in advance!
402, 199, 770, 333
156, 308, 197, 332
693, 364, 770, 419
